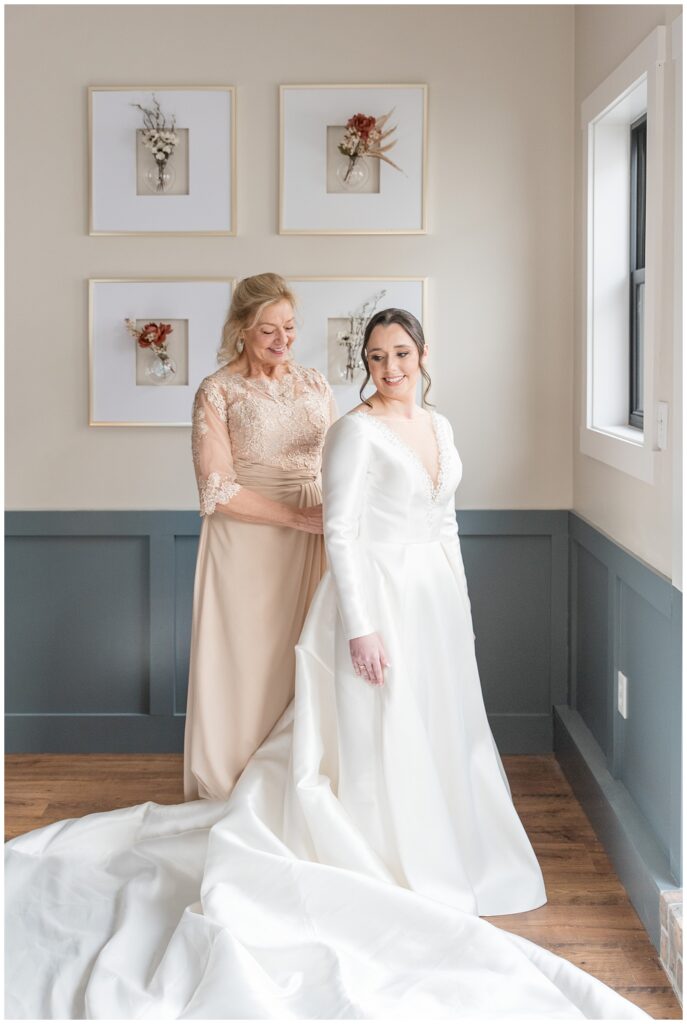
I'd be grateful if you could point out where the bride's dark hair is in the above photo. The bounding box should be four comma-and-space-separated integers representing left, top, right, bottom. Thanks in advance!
358, 308, 434, 409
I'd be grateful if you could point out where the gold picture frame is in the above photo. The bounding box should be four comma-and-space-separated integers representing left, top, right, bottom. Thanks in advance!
88, 277, 235, 426
88, 86, 237, 236
279, 84, 428, 235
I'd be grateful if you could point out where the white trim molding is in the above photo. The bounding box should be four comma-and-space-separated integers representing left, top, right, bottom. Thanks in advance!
580, 26, 668, 484
671, 13, 682, 591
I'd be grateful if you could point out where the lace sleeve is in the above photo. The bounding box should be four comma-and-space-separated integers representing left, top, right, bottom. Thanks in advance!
191, 379, 242, 517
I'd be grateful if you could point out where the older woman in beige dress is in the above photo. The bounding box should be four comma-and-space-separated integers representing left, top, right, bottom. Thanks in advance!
184, 273, 337, 801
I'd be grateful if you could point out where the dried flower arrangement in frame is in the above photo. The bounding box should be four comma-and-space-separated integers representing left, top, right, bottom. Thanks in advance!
335, 110, 402, 191
280, 84, 427, 234
130, 94, 182, 195
88, 86, 236, 235
124, 318, 178, 385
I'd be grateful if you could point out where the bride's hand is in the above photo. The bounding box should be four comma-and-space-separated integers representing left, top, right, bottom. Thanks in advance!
349, 633, 391, 687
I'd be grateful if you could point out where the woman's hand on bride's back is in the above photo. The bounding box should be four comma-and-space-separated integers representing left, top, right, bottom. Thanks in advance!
349, 633, 390, 686
292, 504, 324, 533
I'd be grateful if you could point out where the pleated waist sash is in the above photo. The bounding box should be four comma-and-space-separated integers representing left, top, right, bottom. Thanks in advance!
232, 458, 322, 506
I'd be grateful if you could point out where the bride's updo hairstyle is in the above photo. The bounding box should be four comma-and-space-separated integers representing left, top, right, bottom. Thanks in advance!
359, 307, 434, 409
217, 272, 298, 365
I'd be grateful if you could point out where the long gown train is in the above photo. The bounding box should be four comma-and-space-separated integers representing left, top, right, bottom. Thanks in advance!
4, 410, 651, 1019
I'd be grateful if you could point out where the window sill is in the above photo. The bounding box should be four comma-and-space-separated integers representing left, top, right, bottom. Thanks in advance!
594, 422, 644, 444
579, 423, 656, 483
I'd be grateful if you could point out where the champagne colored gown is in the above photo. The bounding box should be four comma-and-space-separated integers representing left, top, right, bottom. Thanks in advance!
3, 409, 651, 1019
183, 359, 337, 800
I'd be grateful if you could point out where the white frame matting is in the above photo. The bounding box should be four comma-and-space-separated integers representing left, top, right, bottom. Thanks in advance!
280, 84, 427, 234
89, 86, 236, 235
89, 278, 234, 425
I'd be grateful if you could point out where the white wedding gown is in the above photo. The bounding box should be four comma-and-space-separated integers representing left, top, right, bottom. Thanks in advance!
4, 410, 651, 1020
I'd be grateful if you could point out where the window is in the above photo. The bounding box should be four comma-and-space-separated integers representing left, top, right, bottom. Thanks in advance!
579, 25, 667, 483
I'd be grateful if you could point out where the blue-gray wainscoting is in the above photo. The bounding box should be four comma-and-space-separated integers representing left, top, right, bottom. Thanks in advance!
556, 511, 682, 949
5, 509, 569, 755
5, 508, 681, 945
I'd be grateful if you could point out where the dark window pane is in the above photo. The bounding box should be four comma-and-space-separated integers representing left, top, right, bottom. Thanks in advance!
636, 279, 644, 414
629, 113, 646, 429
635, 120, 646, 269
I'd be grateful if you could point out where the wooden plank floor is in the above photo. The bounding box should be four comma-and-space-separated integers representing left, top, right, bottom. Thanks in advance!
5, 751, 680, 1019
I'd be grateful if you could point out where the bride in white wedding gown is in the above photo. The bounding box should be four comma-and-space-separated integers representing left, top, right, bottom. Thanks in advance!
5, 311, 650, 1020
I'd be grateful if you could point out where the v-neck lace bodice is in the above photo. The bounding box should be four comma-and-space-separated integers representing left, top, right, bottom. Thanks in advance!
321, 406, 469, 639
321, 407, 463, 556
350, 408, 450, 504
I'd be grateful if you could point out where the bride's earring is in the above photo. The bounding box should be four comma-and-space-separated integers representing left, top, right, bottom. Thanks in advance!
237, 336, 245, 354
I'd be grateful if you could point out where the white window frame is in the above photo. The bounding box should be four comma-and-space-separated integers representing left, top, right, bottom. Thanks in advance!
580, 26, 667, 483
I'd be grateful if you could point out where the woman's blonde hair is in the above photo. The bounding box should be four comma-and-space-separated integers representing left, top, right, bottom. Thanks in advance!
217, 272, 298, 365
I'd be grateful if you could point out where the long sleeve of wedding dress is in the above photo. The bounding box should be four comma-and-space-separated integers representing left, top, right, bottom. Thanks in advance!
437, 418, 473, 619
440, 494, 472, 611
321, 413, 376, 639
322, 409, 473, 635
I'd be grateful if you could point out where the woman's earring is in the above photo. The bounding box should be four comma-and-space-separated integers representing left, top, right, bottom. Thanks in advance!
237, 337, 245, 354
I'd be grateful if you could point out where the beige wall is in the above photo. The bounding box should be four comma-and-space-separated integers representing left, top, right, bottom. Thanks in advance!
5, 4, 575, 513
8, 4, 682, 585
573, 4, 682, 583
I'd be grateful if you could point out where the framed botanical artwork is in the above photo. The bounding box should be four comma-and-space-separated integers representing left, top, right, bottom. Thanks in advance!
279, 84, 428, 234
88, 278, 234, 425
286, 277, 427, 413
88, 86, 236, 235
